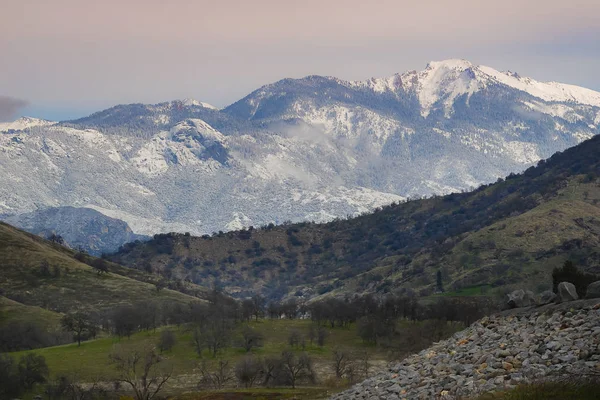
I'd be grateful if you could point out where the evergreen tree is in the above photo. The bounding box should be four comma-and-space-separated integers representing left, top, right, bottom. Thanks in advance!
436, 270, 444, 293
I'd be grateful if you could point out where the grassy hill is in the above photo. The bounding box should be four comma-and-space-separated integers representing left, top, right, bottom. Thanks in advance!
12, 317, 461, 398
12, 320, 373, 381
0, 295, 62, 327
109, 135, 600, 300
0, 222, 201, 315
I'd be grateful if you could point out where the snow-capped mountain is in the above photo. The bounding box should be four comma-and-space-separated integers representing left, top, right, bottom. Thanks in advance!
1, 60, 599, 236
0, 116, 56, 132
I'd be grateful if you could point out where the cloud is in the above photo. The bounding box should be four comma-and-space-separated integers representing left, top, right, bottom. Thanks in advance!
0, 96, 29, 122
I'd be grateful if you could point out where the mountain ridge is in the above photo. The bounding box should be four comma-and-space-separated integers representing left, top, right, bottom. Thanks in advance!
1, 59, 599, 236
108, 133, 600, 300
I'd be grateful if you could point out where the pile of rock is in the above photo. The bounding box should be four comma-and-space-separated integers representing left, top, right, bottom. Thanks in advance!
507, 280, 600, 309
331, 297, 600, 400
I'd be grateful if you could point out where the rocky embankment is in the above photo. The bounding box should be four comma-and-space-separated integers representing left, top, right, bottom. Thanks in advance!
332, 297, 600, 399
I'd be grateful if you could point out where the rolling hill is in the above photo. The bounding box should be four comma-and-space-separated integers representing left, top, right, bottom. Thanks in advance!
0, 221, 201, 315
108, 134, 600, 300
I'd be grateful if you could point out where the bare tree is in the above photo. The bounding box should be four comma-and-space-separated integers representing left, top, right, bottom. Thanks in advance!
307, 324, 316, 345
288, 329, 303, 348
241, 299, 254, 322
280, 351, 315, 388
193, 319, 233, 358
331, 349, 358, 383
358, 350, 371, 379
261, 356, 281, 387
191, 326, 205, 358
332, 348, 354, 380
317, 325, 328, 347
157, 330, 176, 353
234, 356, 263, 388
240, 325, 263, 352
45, 374, 106, 400
198, 359, 233, 390
109, 345, 172, 400
251, 295, 264, 321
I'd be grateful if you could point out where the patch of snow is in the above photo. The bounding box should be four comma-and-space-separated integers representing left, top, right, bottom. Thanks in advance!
181, 98, 219, 110
479, 65, 600, 107
85, 204, 201, 236
131, 133, 171, 175
124, 182, 156, 196
225, 212, 252, 231
303, 210, 337, 223
348, 59, 600, 117
154, 114, 170, 125
522, 101, 584, 122
408, 59, 481, 117
573, 131, 595, 142
0, 117, 56, 132
503, 141, 540, 164
433, 128, 451, 138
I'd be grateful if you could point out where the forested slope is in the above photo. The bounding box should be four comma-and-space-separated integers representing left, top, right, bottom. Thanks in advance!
109, 135, 600, 300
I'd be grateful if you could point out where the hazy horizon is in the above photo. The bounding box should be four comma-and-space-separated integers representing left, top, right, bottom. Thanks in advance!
2, 0, 600, 121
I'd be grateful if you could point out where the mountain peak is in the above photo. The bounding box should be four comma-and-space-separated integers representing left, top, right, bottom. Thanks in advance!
0, 116, 56, 132
397, 59, 600, 116
178, 98, 218, 110
426, 59, 474, 71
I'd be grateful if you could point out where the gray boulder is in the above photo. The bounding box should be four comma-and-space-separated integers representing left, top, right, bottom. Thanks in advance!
539, 290, 557, 305
557, 282, 578, 302
506, 289, 537, 308
585, 281, 600, 299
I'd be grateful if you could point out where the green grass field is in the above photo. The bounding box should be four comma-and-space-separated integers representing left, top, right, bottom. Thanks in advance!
11, 318, 385, 395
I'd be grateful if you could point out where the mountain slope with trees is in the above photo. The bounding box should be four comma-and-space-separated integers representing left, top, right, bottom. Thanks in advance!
0, 222, 201, 315
109, 134, 600, 300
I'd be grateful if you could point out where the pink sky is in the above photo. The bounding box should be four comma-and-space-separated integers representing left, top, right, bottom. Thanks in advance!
2, 0, 599, 120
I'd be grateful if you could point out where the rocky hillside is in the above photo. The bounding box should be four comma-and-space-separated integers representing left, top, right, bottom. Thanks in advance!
1, 60, 599, 236
332, 297, 600, 399
2, 206, 148, 255
108, 134, 600, 300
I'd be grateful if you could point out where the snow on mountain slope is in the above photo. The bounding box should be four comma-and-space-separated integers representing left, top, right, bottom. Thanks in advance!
347, 59, 600, 117
1, 60, 599, 236
181, 98, 218, 110
0, 117, 56, 132
478, 65, 600, 106
0, 118, 403, 235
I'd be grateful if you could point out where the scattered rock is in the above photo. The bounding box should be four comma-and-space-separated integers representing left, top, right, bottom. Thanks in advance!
506, 289, 537, 308
585, 281, 600, 299
557, 282, 578, 302
539, 290, 557, 304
